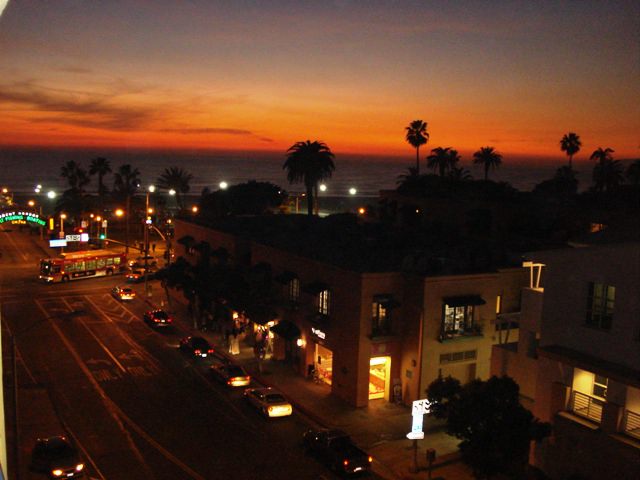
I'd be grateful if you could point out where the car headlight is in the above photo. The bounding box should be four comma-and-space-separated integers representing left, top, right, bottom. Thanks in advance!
76, 463, 85, 471
52, 469, 64, 476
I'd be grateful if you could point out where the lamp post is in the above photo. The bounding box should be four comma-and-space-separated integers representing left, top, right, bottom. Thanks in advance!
144, 186, 155, 297
59, 213, 66, 252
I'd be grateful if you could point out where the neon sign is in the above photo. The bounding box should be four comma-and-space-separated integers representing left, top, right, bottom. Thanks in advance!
0, 210, 46, 226
311, 327, 326, 340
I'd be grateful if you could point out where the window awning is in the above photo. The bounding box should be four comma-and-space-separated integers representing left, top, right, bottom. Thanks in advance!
270, 320, 301, 341
443, 295, 486, 307
302, 281, 329, 295
274, 271, 298, 284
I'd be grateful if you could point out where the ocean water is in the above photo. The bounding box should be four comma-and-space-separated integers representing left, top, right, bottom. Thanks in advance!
0, 147, 596, 197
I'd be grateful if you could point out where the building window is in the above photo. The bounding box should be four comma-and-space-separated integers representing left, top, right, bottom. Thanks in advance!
586, 282, 615, 330
288, 278, 300, 303
592, 375, 608, 399
439, 350, 477, 364
372, 299, 392, 336
442, 304, 479, 339
496, 294, 502, 314
318, 289, 330, 315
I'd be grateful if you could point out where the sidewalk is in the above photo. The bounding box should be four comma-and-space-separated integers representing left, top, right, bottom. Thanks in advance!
154, 288, 474, 480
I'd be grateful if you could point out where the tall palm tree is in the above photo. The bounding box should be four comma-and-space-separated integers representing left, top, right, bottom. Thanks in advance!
89, 157, 112, 197
593, 159, 624, 193
427, 147, 460, 177
60, 160, 90, 193
113, 164, 141, 253
157, 167, 194, 210
626, 159, 640, 186
283, 140, 335, 216
405, 120, 429, 174
560, 132, 581, 169
473, 146, 503, 181
589, 147, 615, 192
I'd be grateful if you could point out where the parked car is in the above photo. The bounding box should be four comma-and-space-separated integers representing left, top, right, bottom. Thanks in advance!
143, 309, 173, 327
303, 429, 372, 476
178, 336, 214, 358
210, 362, 251, 387
30, 436, 85, 478
244, 387, 292, 418
111, 285, 136, 301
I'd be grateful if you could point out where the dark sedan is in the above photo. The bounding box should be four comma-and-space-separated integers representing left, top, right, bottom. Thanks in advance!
30, 436, 85, 478
143, 309, 173, 327
178, 336, 214, 358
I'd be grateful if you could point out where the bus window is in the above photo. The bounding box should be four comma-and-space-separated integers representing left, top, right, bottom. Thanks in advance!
97, 259, 106, 268
106, 258, 113, 265
53, 265, 61, 273
114, 257, 121, 265
86, 260, 97, 270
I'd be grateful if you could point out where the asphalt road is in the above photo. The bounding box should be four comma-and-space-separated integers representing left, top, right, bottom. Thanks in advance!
1, 226, 365, 479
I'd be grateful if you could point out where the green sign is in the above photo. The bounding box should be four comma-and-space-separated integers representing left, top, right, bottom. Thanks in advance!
0, 210, 46, 226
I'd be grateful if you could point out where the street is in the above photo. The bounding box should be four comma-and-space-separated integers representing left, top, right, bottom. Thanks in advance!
0, 226, 368, 480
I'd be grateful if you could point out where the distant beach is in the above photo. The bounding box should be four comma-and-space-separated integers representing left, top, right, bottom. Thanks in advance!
0, 146, 621, 197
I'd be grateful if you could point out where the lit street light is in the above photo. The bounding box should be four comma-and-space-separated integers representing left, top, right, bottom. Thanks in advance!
219, 181, 228, 190
349, 187, 357, 195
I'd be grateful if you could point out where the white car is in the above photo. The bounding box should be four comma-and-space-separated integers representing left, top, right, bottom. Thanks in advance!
244, 387, 292, 418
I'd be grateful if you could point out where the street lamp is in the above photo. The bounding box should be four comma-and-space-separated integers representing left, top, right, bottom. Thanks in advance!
144, 186, 156, 297
349, 187, 357, 196
219, 181, 228, 190
47, 190, 56, 199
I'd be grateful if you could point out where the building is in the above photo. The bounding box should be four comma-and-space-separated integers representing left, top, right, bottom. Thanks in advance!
175, 215, 526, 408
492, 242, 640, 479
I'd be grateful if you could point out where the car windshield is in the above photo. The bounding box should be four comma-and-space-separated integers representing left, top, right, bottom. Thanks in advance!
45, 439, 75, 456
154, 311, 169, 319
122, 288, 133, 294
192, 338, 210, 349
228, 366, 246, 376
265, 393, 286, 403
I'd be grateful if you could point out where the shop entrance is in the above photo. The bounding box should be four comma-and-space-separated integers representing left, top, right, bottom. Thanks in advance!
314, 344, 333, 385
369, 356, 391, 400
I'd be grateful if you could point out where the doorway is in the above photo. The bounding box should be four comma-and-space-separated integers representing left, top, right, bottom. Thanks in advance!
369, 356, 391, 400
314, 344, 333, 385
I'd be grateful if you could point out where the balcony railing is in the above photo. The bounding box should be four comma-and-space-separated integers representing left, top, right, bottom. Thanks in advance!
623, 409, 640, 439
439, 323, 483, 342
569, 390, 603, 423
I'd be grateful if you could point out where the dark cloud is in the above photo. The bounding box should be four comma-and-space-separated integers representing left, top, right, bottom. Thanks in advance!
160, 127, 253, 135
0, 81, 157, 131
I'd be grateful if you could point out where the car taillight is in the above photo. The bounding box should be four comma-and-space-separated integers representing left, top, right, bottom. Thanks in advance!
368, 456, 373, 463
194, 349, 201, 355
343, 459, 349, 467
268, 406, 274, 412
208, 348, 214, 354
76, 463, 85, 471
154, 318, 160, 322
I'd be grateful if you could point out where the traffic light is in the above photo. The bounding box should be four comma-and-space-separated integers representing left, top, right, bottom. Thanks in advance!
99, 233, 106, 240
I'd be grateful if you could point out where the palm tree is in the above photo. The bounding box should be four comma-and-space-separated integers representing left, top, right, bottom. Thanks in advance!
560, 132, 581, 169
449, 166, 472, 182
396, 167, 419, 186
473, 146, 503, 181
113, 164, 141, 253
405, 120, 429, 174
626, 159, 640, 185
589, 147, 615, 192
427, 147, 460, 177
60, 160, 90, 193
283, 140, 335, 216
593, 159, 624, 193
157, 166, 194, 210
89, 157, 112, 197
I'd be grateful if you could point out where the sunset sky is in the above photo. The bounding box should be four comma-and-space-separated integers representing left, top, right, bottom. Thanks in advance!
0, 0, 638, 161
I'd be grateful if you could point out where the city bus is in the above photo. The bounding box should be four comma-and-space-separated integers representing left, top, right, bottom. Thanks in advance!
39, 249, 127, 283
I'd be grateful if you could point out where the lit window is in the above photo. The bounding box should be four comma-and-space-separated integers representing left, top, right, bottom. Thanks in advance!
288, 278, 300, 302
372, 297, 392, 336
586, 282, 615, 330
593, 375, 608, 399
496, 294, 502, 314
318, 289, 330, 315
442, 303, 481, 340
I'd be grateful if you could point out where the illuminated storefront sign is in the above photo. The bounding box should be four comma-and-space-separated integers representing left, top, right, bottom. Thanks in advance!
311, 327, 326, 340
407, 399, 432, 440
0, 210, 46, 226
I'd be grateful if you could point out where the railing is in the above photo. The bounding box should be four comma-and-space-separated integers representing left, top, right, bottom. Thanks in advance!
439, 323, 483, 342
623, 409, 640, 439
570, 390, 603, 423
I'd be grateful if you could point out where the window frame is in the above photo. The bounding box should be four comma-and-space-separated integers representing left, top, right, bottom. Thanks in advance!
441, 304, 477, 339
586, 282, 615, 330
318, 289, 330, 316
371, 297, 392, 336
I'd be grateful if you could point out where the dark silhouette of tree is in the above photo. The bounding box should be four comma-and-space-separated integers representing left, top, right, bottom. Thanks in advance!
58, 160, 90, 221
426, 375, 551, 479
283, 140, 335, 216
626, 159, 640, 186
593, 159, 624, 193
589, 147, 615, 192
396, 167, 419, 186
60, 160, 90, 193
473, 146, 502, 181
427, 147, 460, 178
113, 164, 141, 253
200, 181, 286, 217
426, 375, 461, 419
560, 132, 581, 169
157, 166, 193, 210
89, 157, 112, 197
449, 166, 472, 182
405, 120, 429, 174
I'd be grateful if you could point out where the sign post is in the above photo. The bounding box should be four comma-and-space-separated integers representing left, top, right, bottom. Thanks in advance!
407, 398, 432, 473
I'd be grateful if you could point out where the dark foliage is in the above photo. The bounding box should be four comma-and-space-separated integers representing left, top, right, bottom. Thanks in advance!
199, 181, 286, 217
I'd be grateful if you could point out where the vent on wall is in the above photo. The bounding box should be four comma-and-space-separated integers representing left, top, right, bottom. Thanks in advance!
439, 350, 477, 364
